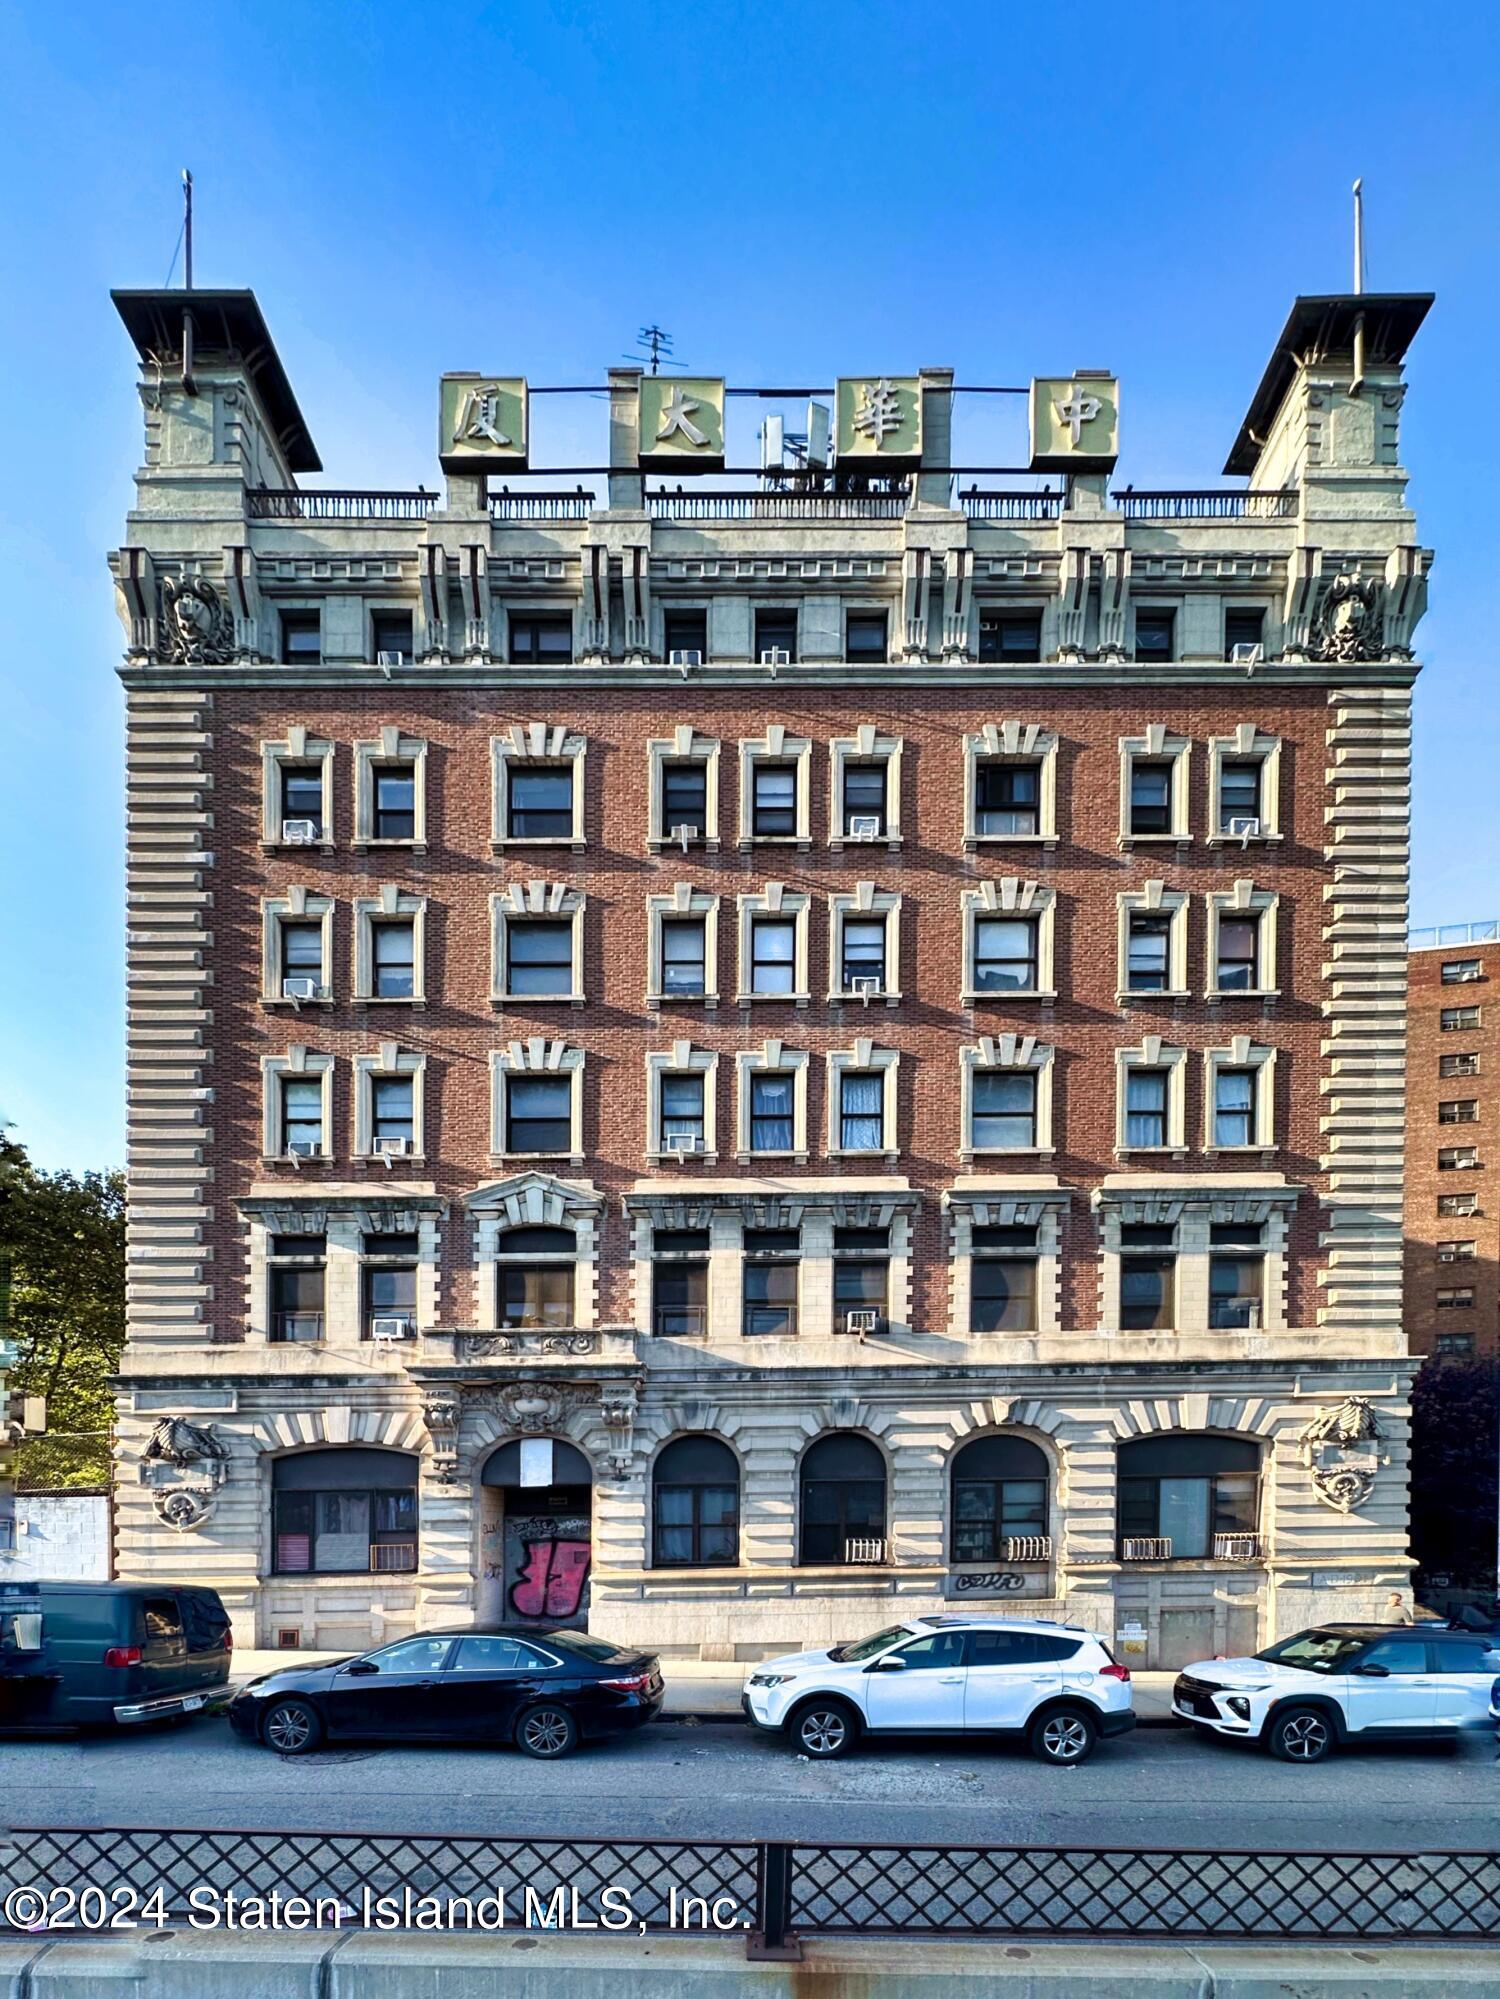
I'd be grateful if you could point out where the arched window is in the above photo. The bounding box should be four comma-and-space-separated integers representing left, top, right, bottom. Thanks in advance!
1117, 1433, 1261, 1560
271, 1447, 419, 1576
495, 1225, 576, 1328
950, 1434, 1049, 1563
652, 1436, 739, 1567
799, 1433, 886, 1566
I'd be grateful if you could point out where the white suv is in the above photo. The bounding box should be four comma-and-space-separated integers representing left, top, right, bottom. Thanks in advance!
1174, 1623, 1500, 1762
742, 1616, 1136, 1764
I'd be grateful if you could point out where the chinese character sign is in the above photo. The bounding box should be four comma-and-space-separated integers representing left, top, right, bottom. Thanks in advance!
439, 375, 529, 472
1029, 375, 1119, 471
638, 377, 726, 467
836, 376, 922, 461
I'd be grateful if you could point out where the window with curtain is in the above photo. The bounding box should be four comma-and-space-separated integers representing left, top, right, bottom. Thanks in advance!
652, 1435, 739, 1566
838, 1071, 885, 1150
272, 1448, 419, 1575
950, 1434, 1048, 1563
1125, 1070, 1169, 1147
749, 1073, 794, 1151
1117, 1433, 1260, 1559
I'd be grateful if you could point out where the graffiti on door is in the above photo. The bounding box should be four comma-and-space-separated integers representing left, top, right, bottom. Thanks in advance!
503, 1512, 591, 1623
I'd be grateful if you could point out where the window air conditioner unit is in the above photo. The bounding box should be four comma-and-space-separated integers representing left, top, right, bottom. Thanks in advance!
281, 819, 318, 844
1230, 642, 1264, 666
371, 1315, 416, 1343
376, 650, 404, 668
374, 1135, 412, 1156
849, 975, 883, 1006
287, 1139, 321, 1160
847, 816, 882, 841
669, 649, 703, 667
759, 648, 791, 666
844, 1309, 885, 1338
664, 1131, 705, 1157
1226, 815, 1262, 847
281, 976, 323, 1002
669, 823, 698, 853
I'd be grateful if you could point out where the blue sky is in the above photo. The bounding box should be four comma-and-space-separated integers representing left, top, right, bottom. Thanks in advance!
2, 0, 1497, 1172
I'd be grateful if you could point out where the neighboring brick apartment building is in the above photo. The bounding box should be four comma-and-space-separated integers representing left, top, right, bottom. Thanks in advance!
109, 284, 1432, 1669
1405, 924, 1500, 1358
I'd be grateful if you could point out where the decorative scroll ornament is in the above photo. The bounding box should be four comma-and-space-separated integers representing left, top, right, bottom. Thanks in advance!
160, 570, 235, 664
138, 1417, 229, 1532
1298, 1396, 1388, 1514
481, 1382, 593, 1436
598, 1381, 639, 1479
462, 1331, 596, 1360
1310, 574, 1381, 663
421, 1395, 461, 1484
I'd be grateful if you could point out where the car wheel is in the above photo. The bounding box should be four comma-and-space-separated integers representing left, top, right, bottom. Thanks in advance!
516, 1702, 579, 1760
262, 1697, 323, 1756
1028, 1706, 1098, 1765
1268, 1706, 1335, 1763
790, 1699, 857, 1759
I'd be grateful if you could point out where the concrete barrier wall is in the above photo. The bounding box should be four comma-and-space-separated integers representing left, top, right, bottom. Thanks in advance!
3, 1495, 111, 1580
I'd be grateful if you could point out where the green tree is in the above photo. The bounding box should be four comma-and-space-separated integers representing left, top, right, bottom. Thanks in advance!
1409, 1353, 1499, 1593
0, 1134, 126, 1435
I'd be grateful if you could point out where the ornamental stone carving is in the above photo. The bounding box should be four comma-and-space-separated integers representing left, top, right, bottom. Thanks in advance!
1298, 1396, 1388, 1514
421, 1394, 461, 1484
137, 1417, 229, 1532
462, 1331, 596, 1360
478, 1382, 593, 1436
161, 571, 235, 665
1309, 574, 1381, 663
598, 1381, 640, 1478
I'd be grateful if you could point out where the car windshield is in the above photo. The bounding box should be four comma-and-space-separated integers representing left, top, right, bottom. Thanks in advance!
830, 1625, 913, 1663
1254, 1629, 1369, 1673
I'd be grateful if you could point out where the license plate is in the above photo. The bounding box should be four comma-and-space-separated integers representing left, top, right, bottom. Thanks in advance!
180, 1695, 205, 1713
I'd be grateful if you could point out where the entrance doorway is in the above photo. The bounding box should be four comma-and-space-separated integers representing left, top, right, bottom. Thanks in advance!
479, 1438, 593, 1628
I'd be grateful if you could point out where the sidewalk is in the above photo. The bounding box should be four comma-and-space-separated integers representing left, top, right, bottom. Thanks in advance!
231, 1652, 1183, 1726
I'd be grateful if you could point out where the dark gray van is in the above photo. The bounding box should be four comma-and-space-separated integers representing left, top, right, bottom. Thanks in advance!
0, 1581, 232, 1729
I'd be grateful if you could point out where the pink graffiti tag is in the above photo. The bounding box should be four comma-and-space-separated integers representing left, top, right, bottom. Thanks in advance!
507, 1539, 591, 1620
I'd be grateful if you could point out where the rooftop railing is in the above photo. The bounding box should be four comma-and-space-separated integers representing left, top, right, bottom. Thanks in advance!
648, 488, 908, 521
248, 488, 438, 520
960, 487, 1064, 520
1112, 488, 1298, 520
1410, 920, 1500, 949
489, 487, 598, 520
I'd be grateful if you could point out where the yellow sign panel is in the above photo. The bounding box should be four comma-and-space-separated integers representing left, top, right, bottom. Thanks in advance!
1029, 375, 1119, 472
836, 376, 922, 461
639, 377, 726, 467
440, 375, 529, 473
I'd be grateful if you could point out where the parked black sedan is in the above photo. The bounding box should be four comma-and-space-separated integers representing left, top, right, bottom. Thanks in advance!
228, 1627, 663, 1758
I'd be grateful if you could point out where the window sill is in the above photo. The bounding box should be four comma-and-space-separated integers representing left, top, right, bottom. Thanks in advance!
491, 992, 586, 1008
735, 992, 811, 1008
962, 989, 1057, 1006
491, 837, 587, 854
963, 833, 1056, 851
354, 996, 427, 1009
262, 838, 335, 855
262, 995, 335, 1010
353, 839, 427, 855
735, 1149, 808, 1166
1203, 1144, 1277, 1157
262, 1153, 333, 1166
1118, 833, 1191, 849
353, 1153, 428, 1166
489, 1151, 586, 1168
647, 1150, 720, 1168
1113, 1146, 1189, 1160
737, 836, 812, 852
1207, 832, 1283, 848
960, 1145, 1055, 1163
1116, 989, 1191, 1004
646, 992, 720, 1010
263, 1572, 420, 1588
648, 836, 721, 854
826, 1148, 900, 1166
829, 835, 902, 853
828, 989, 903, 1008
1206, 987, 1280, 1002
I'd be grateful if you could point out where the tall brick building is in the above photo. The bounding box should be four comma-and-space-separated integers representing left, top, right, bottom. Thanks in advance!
110, 286, 1431, 1668
1405, 924, 1500, 1359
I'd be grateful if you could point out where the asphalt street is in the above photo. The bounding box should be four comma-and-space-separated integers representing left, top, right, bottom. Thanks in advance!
4, 1714, 1495, 1850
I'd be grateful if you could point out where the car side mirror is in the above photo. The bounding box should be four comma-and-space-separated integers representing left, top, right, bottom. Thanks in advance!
346, 1660, 379, 1676
868, 1654, 907, 1673
1355, 1662, 1389, 1677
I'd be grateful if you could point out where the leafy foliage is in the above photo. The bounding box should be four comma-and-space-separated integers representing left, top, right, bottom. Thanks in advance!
1409, 1353, 1499, 1591
0, 1134, 125, 1436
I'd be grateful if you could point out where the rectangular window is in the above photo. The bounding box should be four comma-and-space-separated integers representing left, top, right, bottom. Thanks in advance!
281, 1076, 324, 1155
1209, 1221, 1264, 1329
362, 1232, 417, 1339
1441, 1006, 1482, 1030
754, 609, 797, 661
751, 764, 797, 838
272, 1486, 417, 1577
834, 1230, 888, 1333
749, 1073, 793, 1152
1439, 1099, 1479, 1123
280, 611, 320, 664
661, 918, 707, 997
508, 615, 573, 664
662, 761, 708, 837
507, 1075, 571, 1153
371, 920, 415, 999
280, 763, 325, 839
1213, 1068, 1257, 1147
1215, 915, 1261, 990
1135, 610, 1175, 662
372, 764, 416, 840
653, 1250, 708, 1338
970, 1224, 1038, 1333
1120, 1473, 1255, 1561
974, 916, 1038, 993
743, 1229, 798, 1337
972, 1069, 1038, 1149
1437, 1239, 1478, 1261
280, 919, 324, 991
1438, 1192, 1478, 1217
975, 761, 1039, 836
1125, 1070, 1169, 1148
506, 919, 574, 997
1218, 760, 1264, 832
1442, 959, 1483, 984
1437, 1287, 1476, 1310
750, 917, 796, 994
498, 1262, 574, 1329
1438, 1147, 1479, 1170
840, 917, 886, 992
1440, 1052, 1480, 1077
660, 1074, 705, 1149
663, 609, 709, 660
1127, 913, 1173, 991
371, 1076, 413, 1147
507, 767, 573, 840
1224, 608, 1265, 659
1120, 1223, 1175, 1329
371, 610, 413, 663
838, 1072, 885, 1151
1436, 1332, 1476, 1356
842, 762, 887, 836
1129, 761, 1173, 834
845, 611, 888, 662
978, 611, 1042, 662
269, 1234, 326, 1343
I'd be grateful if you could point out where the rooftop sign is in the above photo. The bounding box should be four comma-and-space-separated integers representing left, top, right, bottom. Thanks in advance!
439, 374, 530, 474
1029, 373, 1119, 473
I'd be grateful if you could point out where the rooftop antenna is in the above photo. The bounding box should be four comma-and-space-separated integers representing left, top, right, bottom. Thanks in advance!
1350, 178, 1366, 397
183, 169, 194, 289
625, 324, 684, 375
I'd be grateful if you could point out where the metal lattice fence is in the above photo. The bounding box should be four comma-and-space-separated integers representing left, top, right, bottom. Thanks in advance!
6, 1828, 1500, 1951
12, 1432, 112, 1494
